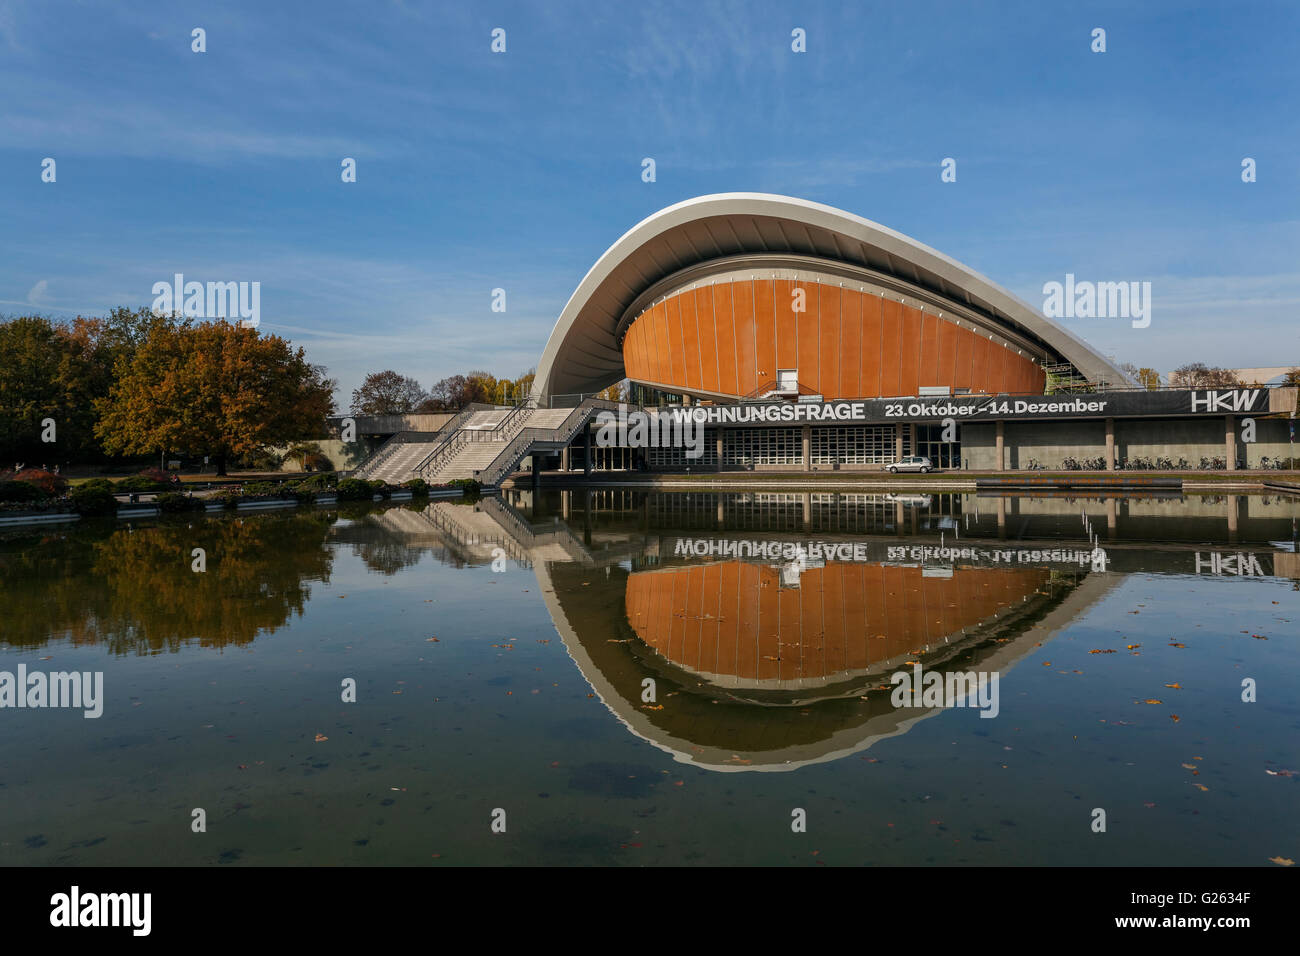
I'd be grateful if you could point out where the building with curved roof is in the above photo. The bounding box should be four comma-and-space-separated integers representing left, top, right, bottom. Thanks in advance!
352, 195, 1294, 484
535, 193, 1130, 402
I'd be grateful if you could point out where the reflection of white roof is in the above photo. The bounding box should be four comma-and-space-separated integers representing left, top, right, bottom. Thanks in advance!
534, 193, 1130, 398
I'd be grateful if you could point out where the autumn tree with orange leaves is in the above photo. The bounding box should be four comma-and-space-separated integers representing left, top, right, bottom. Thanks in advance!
96, 317, 335, 475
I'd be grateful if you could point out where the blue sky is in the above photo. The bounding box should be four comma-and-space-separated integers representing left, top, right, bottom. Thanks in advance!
3, 0, 1297, 405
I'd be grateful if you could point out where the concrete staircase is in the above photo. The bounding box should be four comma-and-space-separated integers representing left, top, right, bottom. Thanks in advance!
350, 405, 518, 485
425, 439, 512, 483
357, 399, 627, 487
352, 437, 443, 484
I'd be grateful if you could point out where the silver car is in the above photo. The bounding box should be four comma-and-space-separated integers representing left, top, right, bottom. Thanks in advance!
887, 455, 935, 474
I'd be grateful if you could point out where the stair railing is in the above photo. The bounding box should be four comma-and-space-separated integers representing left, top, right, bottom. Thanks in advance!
476, 398, 622, 487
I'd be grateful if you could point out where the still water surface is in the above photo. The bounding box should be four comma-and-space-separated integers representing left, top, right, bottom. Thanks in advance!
1, 489, 1296, 865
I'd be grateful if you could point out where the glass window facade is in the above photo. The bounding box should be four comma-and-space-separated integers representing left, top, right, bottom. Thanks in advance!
810, 425, 908, 466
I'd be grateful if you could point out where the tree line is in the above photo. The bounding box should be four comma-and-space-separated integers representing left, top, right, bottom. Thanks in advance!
1120, 362, 1300, 389
0, 309, 547, 473
0, 309, 333, 474
349, 369, 537, 415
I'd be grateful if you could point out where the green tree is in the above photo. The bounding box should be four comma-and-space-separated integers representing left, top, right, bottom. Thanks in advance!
96, 318, 335, 475
0, 316, 70, 464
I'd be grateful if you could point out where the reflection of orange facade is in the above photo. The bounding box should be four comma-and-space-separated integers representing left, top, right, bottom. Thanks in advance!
622, 279, 1045, 400
625, 562, 1049, 683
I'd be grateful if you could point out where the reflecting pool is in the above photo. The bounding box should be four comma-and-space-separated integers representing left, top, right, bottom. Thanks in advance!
1, 490, 1297, 865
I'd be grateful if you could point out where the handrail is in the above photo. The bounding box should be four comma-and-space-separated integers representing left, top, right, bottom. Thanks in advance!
416, 430, 469, 478
476, 398, 622, 487
420, 400, 540, 480
411, 403, 499, 476
740, 377, 818, 402
463, 399, 536, 442
350, 430, 440, 479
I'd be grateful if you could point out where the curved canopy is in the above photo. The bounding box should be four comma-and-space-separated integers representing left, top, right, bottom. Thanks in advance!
534, 193, 1128, 399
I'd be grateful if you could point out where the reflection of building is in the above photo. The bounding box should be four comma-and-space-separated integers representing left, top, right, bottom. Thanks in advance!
541, 552, 1097, 771
624, 562, 1050, 693
358, 489, 1297, 769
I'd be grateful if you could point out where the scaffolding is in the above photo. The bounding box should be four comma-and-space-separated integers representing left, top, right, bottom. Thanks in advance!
1043, 363, 1094, 394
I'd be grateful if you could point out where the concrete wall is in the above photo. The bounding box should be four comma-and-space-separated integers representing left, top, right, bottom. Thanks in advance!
326, 413, 455, 435
267, 438, 376, 472
963, 417, 1295, 470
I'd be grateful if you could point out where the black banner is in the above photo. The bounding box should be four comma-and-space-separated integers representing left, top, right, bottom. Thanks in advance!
681, 387, 1273, 427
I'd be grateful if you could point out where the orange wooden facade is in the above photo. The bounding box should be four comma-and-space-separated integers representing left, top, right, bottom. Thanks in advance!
624, 562, 1048, 684
621, 279, 1045, 399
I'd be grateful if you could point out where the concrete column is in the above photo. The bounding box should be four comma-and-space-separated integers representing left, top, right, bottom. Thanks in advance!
802, 424, 811, 472
896, 423, 905, 463
1105, 418, 1115, 471
583, 426, 591, 477
560, 446, 570, 472
715, 428, 724, 472
908, 423, 917, 458
1225, 416, 1236, 471
995, 420, 1005, 472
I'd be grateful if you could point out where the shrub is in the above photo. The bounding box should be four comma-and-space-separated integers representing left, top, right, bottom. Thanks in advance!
400, 478, 428, 495
335, 478, 373, 501
12, 468, 68, 496
281, 479, 315, 502
69, 485, 119, 516
209, 488, 244, 508
293, 473, 335, 493
155, 492, 205, 513
240, 481, 281, 497
77, 478, 118, 495
116, 475, 170, 493
446, 478, 482, 496
0, 480, 49, 503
